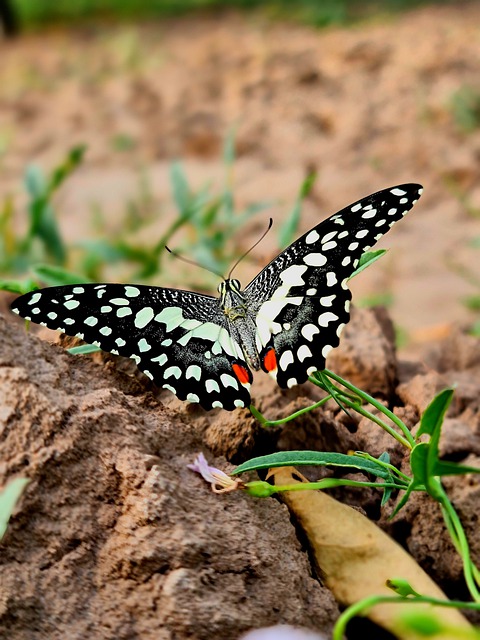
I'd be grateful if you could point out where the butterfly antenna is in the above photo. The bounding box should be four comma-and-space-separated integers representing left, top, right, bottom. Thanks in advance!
228, 218, 273, 279
164, 246, 225, 279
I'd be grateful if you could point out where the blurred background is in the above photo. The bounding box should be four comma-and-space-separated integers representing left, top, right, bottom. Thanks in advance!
0, 0, 479, 353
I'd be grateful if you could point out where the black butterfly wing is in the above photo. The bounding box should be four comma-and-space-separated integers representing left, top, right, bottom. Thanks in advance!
11, 284, 252, 411
245, 184, 423, 388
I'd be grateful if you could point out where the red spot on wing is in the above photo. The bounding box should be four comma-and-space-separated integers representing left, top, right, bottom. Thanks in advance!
232, 363, 252, 385
263, 348, 278, 372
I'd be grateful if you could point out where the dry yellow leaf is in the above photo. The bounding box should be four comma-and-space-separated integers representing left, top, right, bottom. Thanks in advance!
271, 467, 473, 640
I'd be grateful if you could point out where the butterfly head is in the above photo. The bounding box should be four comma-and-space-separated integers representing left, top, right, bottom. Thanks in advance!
218, 279, 246, 320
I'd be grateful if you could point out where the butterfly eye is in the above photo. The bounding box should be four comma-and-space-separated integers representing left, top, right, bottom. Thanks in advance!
230, 279, 241, 291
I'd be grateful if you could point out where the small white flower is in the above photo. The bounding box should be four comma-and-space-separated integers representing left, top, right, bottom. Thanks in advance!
188, 452, 243, 493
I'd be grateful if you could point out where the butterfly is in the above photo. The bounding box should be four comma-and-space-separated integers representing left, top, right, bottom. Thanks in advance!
11, 184, 422, 411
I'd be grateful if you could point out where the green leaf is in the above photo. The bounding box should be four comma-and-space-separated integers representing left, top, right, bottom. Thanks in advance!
398, 611, 445, 636
24, 163, 47, 200
67, 344, 102, 355
232, 450, 392, 480
277, 171, 317, 248
31, 264, 91, 286
381, 485, 394, 506
223, 128, 236, 167
0, 477, 29, 540
417, 388, 454, 438
462, 294, 480, 311
433, 460, 480, 477
389, 481, 417, 518
49, 144, 86, 192
170, 162, 191, 216
349, 249, 386, 279
410, 442, 430, 486
0, 278, 39, 295
387, 578, 422, 598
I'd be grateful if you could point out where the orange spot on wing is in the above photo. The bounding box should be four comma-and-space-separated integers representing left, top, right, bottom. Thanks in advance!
232, 363, 251, 385
263, 348, 278, 372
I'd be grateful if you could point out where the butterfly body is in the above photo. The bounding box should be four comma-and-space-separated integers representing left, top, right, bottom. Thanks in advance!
11, 184, 423, 411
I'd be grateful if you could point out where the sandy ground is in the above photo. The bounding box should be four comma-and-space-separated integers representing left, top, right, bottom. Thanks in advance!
1, 7, 480, 639
0, 5, 479, 351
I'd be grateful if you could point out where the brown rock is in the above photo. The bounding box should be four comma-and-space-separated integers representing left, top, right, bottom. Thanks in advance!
326, 306, 398, 399
0, 316, 338, 639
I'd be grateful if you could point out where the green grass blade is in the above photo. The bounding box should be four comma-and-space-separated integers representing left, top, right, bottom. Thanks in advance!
277, 170, 316, 248
67, 344, 102, 355
170, 161, 191, 216
0, 478, 29, 541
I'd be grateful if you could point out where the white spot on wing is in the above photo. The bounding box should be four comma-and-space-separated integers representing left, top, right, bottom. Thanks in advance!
279, 350, 294, 370
326, 272, 337, 287
220, 373, 239, 390
64, 300, 80, 310
187, 393, 200, 403
85, 316, 98, 326
390, 188, 406, 196
301, 324, 319, 341
356, 230, 369, 238
319, 295, 335, 306
125, 286, 140, 297
322, 344, 333, 358
206, 379, 220, 394
28, 293, 42, 305
336, 323, 346, 337
322, 241, 337, 251
321, 230, 338, 243
163, 384, 176, 394
304, 252, 327, 267
255, 264, 307, 347
100, 326, 112, 336
135, 307, 154, 329
318, 312, 339, 326
297, 344, 312, 362
305, 229, 320, 244
164, 366, 181, 379
186, 365, 201, 381
138, 338, 151, 352
362, 209, 377, 219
